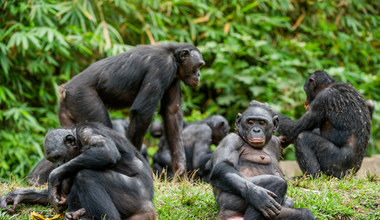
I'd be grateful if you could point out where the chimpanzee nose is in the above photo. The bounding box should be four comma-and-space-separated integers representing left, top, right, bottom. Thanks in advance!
253, 127, 260, 133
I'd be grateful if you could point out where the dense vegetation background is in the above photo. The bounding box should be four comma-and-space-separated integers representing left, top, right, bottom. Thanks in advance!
0, 0, 379, 181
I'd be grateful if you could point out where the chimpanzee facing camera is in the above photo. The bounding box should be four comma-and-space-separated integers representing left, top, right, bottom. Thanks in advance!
210, 101, 314, 220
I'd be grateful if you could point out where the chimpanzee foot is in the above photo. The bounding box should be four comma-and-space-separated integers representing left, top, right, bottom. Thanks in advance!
64, 208, 87, 220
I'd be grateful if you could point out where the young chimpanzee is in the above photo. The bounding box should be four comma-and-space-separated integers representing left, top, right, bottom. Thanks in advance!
29, 43, 205, 185
277, 71, 371, 178
152, 115, 230, 182
1, 123, 156, 220
210, 101, 314, 220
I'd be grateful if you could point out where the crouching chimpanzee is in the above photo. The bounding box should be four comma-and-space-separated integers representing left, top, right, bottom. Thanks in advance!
210, 101, 314, 220
28, 43, 205, 185
1, 123, 156, 220
152, 115, 230, 181
277, 70, 371, 178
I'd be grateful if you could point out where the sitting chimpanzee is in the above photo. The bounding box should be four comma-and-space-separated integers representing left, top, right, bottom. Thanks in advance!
277, 70, 371, 178
28, 43, 205, 185
210, 101, 314, 220
1, 123, 156, 220
152, 115, 229, 181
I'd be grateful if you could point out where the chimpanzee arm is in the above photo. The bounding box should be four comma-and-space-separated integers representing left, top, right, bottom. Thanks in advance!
210, 133, 281, 218
0, 189, 48, 214
128, 77, 167, 151
48, 127, 121, 190
192, 125, 213, 171
277, 97, 325, 143
160, 79, 185, 176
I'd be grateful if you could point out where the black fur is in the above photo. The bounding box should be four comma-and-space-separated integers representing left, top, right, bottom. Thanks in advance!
277, 70, 371, 178
152, 115, 229, 181
28, 43, 205, 185
1, 123, 156, 220
210, 103, 314, 220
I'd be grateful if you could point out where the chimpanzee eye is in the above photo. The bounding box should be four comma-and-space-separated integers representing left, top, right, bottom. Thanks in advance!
247, 119, 254, 125
259, 120, 266, 126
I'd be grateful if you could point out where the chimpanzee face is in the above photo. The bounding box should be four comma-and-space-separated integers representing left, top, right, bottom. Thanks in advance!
44, 128, 80, 167
236, 107, 278, 148
178, 49, 205, 88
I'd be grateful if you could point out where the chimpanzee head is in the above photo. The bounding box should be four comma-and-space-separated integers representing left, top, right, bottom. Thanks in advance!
176, 46, 205, 88
236, 101, 278, 148
44, 128, 81, 167
303, 70, 336, 110
205, 115, 230, 145
149, 121, 164, 138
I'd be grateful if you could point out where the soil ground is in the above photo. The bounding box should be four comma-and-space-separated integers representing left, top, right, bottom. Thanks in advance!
279, 154, 380, 178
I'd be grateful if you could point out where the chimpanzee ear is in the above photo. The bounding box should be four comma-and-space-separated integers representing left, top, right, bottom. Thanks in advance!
235, 113, 242, 129
272, 115, 279, 132
180, 49, 190, 62
309, 78, 315, 89
218, 121, 225, 128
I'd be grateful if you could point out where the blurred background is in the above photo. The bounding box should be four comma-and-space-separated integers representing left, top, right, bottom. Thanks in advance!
0, 0, 379, 181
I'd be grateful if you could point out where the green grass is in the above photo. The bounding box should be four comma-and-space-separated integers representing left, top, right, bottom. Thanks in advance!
0, 174, 379, 220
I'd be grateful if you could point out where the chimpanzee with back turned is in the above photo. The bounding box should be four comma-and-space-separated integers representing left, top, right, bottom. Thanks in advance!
1, 123, 156, 220
277, 70, 371, 178
152, 115, 230, 181
210, 101, 314, 220
28, 43, 205, 185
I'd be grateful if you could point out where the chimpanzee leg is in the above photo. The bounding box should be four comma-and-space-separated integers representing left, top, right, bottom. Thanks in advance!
244, 175, 287, 220
295, 131, 352, 178
59, 86, 112, 128
67, 170, 120, 220
68, 169, 154, 220
244, 175, 314, 220
27, 158, 55, 186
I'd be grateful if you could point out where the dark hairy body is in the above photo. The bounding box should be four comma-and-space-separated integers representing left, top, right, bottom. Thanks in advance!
28, 43, 205, 185
1, 123, 156, 220
210, 101, 314, 220
152, 115, 229, 181
277, 71, 371, 178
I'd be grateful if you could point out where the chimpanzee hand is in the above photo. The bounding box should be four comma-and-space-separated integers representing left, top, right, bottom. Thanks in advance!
243, 182, 282, 219
279, 136, 291, 148
48, 170, 67, 213
0, 191, 21, 214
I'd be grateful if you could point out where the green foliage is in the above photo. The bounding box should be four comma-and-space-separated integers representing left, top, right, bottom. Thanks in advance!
0, 0, 379, 180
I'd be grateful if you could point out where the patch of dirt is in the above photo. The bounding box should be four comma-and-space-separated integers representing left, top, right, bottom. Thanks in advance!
279, 155, 380, 178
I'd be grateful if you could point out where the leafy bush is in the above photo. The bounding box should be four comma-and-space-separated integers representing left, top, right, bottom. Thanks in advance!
0, 0, 379, 180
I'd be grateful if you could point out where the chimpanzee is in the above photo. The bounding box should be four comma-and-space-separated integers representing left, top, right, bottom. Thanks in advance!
152, 115, 229, 181
111, 118, 148, 161
210, 101, 314, 220
277, 70, 371, 178
28, 43, 205, 185
1, 123, 156, 220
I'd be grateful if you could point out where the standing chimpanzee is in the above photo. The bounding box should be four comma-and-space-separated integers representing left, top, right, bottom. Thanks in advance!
1, 123, 156, 220
210, 101, 314, 220
152, 115, 229, 181
277, 70, 371, 178
28, 43, 205, 185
